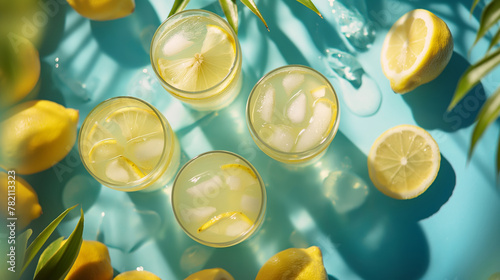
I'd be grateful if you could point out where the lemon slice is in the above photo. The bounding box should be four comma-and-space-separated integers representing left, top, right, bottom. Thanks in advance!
221, 163, 258, 191
158, 24, 236, 91
88, 139, 123, 163
221, 163, 257, 179
197, 211, 253, 234
105, 156, 145, 183
367, 124, 440, 199
105, 107, 161, 141
380, 9, 453, 93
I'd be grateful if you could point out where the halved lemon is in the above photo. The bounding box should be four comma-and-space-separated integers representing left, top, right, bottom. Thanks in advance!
105, 107, 161, 141
380, 9, 453, 94
157, 24, 236, 91
367, 124, 440, 199
197, 211, 253, 233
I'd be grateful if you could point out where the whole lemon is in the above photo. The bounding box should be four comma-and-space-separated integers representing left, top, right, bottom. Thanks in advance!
256, 246, 328, 280
0, 100, 79, 174
0, 172, 42, 229
0, 37, 40, 108
66, 0, 135, 21
65, 240, 113, 280
114, 270, 162, 280
184, 268, 234, 280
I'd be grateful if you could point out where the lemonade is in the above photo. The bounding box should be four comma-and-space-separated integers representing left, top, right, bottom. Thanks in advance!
150, 10, 242, 111
247, 65, 340, 163
79, 97, 180, 192
172, 151, 266, 247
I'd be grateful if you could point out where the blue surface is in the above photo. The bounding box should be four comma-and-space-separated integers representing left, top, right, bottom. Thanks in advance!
19, 0, 500, 279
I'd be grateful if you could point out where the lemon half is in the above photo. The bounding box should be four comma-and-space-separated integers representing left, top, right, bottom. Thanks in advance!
381, 9, 453, 93
368, 124, 440, 199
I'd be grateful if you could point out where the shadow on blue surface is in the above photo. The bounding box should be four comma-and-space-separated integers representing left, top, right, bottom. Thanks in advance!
90, 0, 160, 67
38, 0, 68, 56
403, 51, 486, 132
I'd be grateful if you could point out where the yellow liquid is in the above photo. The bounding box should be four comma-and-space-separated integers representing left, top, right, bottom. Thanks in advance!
172, 151, 265, 247
79, 97, 180, 191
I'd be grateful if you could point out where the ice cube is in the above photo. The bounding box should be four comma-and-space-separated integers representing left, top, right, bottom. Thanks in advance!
256, 86, 275, 123
311, 86, 326, 99
241, 195, 260, 214
226, 175, 242, 191
259, 124, 295, 152
325, 48, 364, 88
186, 176, 223, 198
282, 73, 304, 95
125, 133, 164, 170
225, 219, 252, 237
294, 100, 336, 152
89, 139, 123, 163
286, 91, 307, 124
188, 207, 217, 223
222, 165, 258, 190
162, 31, 194, 56
105, 157, 144, 183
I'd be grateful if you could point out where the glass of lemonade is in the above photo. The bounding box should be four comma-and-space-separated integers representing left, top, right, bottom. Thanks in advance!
150, 10, 242, 111
79, 97, 181, 192
172, 151, 266, 247
247, 65, 340, 163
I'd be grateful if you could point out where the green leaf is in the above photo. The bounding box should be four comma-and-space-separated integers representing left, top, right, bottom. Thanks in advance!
21, 205, 78, 275
470, 0, 481, 14
34, 237, 65, 275
240, 0, 269, 31
34, 209, 84, 280
12, 229, 32, 280
168, 0, 191, 17
219, 0, 239, 34
295, 0, 322, 18
448, 48, 500, 110
497, 132, 500, 177
487, 27, 500, 52
472, 0, 500, 49
469, 87, 500, 159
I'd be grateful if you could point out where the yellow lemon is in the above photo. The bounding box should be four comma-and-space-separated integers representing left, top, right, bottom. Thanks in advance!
67, 0, 135, 21
114, 270, 161, 280
256, 246, 328, 280
185, 268, 234, 280
0, 100, 79, 174
0, 172, 42, 229
65, 240, 113, 280
381, 9, 453, 93
0, 37, 40, 108
367, 124, 441, 199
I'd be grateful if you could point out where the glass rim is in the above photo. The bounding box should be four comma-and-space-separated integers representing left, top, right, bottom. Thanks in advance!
246, 64, 341, 160
78, 96, 173, 191
150, 9, 241, 98
171, 150, 267, 247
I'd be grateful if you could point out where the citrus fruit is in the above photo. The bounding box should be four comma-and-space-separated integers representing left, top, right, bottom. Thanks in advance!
367, 124, 441, 199
0, 37, 40, 108
197, 211, 253, 233
256, 246, 328, 280
105, 107, 161, 141
0, 100, 79, 174
185, 268, 234, 280
64, 240, 113, 280
157, 24, 236, 91
66, 0, 135, 21
114, 270, 161, 280
0, 172, 42, 229
380, 9, 453, 93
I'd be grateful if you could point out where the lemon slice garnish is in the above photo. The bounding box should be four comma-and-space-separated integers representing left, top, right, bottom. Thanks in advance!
157, 24, 236, 91
367, 124, 440, 199
380, 9, 453, 93
105, 107, 161, 141
221, 163, 257, 179
197, 211, 253, 233
105, 156, 145, 183
88, 139, 123, 163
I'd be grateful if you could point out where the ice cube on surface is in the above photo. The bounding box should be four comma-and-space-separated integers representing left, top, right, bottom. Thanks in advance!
125, 133, 164, 170
105, 157, 144, 183
325, 48, 364, 88
225, 219, 252, 237
294, 100, 335, 152
256, 86, 275, 123
241, 195, 260, 214
286, 91, 307, 124
259, 124, 295, 152
186, 176, 224, 198
282, 73, 304, 95
162, 31, 194, 56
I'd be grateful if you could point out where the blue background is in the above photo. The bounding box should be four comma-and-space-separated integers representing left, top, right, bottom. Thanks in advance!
15, 0, 500, 279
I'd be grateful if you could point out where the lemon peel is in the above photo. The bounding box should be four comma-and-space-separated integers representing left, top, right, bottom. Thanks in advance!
367, 124, 440, 199
381, 9, 453, 93
64, 240, 113, 280
184, 268, 235, 280
256, 246, 328, 280
0, 100, 79, 174
198, 211, 253, 233
114, 270, 161, 280
66, 0, 135, 21
220, 163, 257, 179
